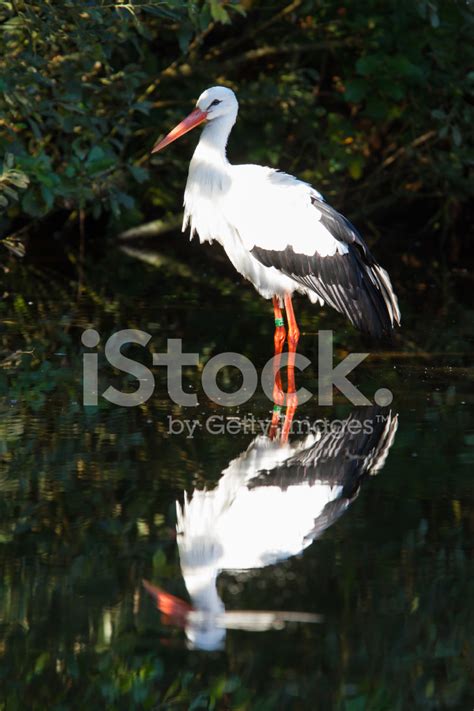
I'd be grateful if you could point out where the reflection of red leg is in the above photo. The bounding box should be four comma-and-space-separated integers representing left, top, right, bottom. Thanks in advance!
269, 297, 286, 439
280, 295, 300, 443
281, 391, 298, 443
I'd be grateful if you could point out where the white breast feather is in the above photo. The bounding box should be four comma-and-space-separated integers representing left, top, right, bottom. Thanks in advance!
183, 160, 234, 245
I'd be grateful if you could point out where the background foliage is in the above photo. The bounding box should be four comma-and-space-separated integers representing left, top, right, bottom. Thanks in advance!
0, 0, 472, 246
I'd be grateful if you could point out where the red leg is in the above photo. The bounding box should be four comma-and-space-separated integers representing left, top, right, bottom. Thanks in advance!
280, 294, 300, 442
269, 296, 286, 439
284, 294, 300, 393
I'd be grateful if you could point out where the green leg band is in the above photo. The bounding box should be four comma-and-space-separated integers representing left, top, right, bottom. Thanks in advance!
275, 317, 284, 327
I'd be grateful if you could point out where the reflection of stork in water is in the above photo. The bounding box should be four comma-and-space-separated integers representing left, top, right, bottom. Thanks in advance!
144, 407, 398, 650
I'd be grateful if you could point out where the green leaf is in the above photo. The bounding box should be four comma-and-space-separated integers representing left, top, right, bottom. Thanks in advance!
365, 96, 387, 120
344, 79, 368, 103
86, 146, 105, 165
388, 56, 424, 82
40, 184, 54, 209
387, 83, 405, 101
178, 22, 193, 53
128, 165, 149, 184
189, 694, 209, 710
349, 157, 364, 180
92, 201, 102, 220
152, 548, 167, 572
1, 185, 18, 201
85, 146, 116, 175
116, 191, 135, 210
452, 125, 462, 147
209, 0, 230, 23
355, 55, 380, 76
72, 140, 88, 161
429, 7, 440, 28
232, 3, 247, 16
34, 652, 50, 675
22, 189, 43, 217
132, 101, 153, 115
6, 170, 30, 189
109, 194, 120, 218
344, 696, 367, 711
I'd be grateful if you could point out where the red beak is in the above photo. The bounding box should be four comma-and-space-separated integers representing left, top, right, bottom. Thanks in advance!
151, 108, 207, 154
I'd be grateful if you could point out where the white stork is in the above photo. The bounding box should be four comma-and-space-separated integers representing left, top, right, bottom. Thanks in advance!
152, 86, 401, 363
143, 407, 398, 651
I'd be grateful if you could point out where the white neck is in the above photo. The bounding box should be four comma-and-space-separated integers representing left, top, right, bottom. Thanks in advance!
191, 112, 236, 168
183, 567, 225, 614
183, 108, 238, 239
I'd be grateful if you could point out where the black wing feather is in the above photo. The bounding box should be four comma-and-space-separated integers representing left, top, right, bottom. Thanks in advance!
251, 197, 400, 338
248, 407, 392, 492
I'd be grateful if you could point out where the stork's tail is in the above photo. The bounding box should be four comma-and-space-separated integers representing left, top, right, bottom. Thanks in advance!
345, 254, 401, 339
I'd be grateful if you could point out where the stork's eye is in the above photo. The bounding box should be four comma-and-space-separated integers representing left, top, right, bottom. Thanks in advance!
208, 99, 222, 109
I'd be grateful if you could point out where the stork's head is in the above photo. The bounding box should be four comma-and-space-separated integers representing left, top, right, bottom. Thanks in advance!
186, 616, 226, 651
151, 86, 238, 153
195, 86, 238, 120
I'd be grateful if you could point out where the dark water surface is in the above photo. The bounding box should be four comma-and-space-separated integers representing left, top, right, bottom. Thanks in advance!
0, 241, 473, 710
